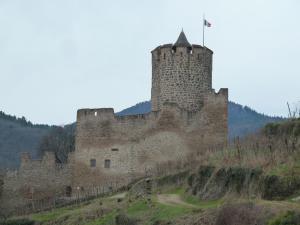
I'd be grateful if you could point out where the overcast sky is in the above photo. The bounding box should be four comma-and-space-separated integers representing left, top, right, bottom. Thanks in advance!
0, 0, 299, 125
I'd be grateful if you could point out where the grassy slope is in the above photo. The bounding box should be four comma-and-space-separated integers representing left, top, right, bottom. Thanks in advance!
22, 190, 221, 225
5, 186, 297, 225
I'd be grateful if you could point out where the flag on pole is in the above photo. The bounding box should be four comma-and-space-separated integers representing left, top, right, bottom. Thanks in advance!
204, 19, 211, 27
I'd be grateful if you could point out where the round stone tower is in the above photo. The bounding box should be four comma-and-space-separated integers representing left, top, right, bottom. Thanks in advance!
151, 30, 213, 112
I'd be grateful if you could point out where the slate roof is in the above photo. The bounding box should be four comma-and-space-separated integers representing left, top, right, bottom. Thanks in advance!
173, 30, 192, 48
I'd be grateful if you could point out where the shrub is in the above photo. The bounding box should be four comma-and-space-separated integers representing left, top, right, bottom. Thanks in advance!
264, 123, 280, 136
216, 202, 266, 225
268, 211, 300, 225
115, 213, 138, 225
262, 175, 300, 200
293, 121, 300, 137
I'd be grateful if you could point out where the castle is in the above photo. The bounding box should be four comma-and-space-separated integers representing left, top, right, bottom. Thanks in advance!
0, 31, 228, 213
72, 30, 228, 188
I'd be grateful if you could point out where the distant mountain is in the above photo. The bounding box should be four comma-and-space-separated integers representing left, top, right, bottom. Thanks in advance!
118, 101, 283, 139
228, 102, 283, 138
117, 101, 151, 116
0, 101, 283, 169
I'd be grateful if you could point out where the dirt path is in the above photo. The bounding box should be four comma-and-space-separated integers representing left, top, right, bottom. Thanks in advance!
109, 192, 127, 199
157, 194, 197, 208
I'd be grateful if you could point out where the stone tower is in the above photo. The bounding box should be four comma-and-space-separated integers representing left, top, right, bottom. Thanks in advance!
151, 30, 213, 112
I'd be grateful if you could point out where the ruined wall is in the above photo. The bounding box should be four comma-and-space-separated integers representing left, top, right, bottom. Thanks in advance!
73, 88, 228, 189
151, 44, 213, 112
0, 152, 72, 214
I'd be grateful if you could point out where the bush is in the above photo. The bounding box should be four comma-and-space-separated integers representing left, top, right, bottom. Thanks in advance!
216, 202, 266, 225
268, 211, 300, 225
115, 213, 138, 225
264, 123, 280, 136
262, 175, 300, 200
293, 121, 300, 137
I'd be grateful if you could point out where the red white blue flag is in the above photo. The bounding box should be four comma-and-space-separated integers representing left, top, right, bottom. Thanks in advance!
204, 19, 211, 27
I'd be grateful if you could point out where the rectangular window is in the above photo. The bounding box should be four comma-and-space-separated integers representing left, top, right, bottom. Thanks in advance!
90, 159, 96, 167
104, 159, 111, 168
111, 148, 119, 152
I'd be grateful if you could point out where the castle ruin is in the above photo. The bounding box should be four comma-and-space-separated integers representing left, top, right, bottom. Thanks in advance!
73, 30, 228, 188
0, 31, 228, 214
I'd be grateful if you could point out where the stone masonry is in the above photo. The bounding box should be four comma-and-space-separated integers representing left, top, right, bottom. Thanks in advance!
0, 152, 72, 214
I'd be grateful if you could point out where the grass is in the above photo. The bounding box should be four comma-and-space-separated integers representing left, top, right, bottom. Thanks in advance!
127, 200, 150, 217
13, 184, 299, 225
126, 198, 194, 224
85, 211, 117, 225
125, 187, 223, 224
30, 207, 75, 222
29, 198, 115, 224
150, 202, 192, 222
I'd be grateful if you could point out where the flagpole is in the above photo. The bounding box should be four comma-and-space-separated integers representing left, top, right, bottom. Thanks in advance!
202, 14, 205, 47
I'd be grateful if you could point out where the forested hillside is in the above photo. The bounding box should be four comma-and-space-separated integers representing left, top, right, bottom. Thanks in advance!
0, 101, 283, 169
228, 102, 283, 138
0, 111, 51, 169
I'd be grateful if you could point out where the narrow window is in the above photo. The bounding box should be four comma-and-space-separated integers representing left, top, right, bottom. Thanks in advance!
66, 186, 72, 197
94, 111, 97, 116
197, 54, 200, 60
180, 52, 183, 57
104, 159, 111, 168
90, 159, 96, 167
111, 148, 119, 152
163, 53, 166, 59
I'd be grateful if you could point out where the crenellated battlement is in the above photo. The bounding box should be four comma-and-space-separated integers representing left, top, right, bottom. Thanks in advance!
152, 43, 213, 59
77, 108, 115, 121
76, 87, 227, 124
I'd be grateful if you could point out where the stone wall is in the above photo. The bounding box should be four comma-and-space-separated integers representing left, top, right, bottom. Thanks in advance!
0, 152, 72, 214
151, 44, 213, 112
73, 88, 228, 190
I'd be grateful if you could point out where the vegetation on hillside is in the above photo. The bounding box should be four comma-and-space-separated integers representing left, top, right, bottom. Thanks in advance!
38, 125, 75, 163
2, 171, 300, 225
